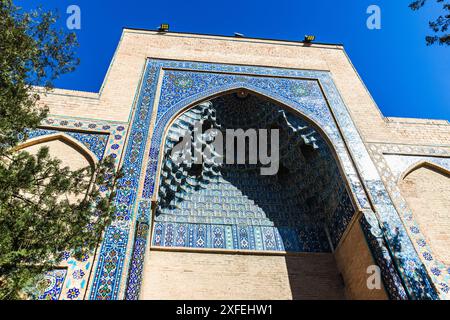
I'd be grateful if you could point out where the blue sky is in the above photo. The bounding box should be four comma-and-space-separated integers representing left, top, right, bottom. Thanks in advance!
17, 0, 450, 120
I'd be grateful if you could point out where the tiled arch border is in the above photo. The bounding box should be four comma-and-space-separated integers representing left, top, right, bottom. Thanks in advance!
88, 59, 438, 300
25, 116, 128, 300
367, 142, 450, 299
37, 115, 128, 166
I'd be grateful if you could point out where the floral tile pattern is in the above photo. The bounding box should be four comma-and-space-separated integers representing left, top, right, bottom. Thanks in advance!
33, 269, 67, 300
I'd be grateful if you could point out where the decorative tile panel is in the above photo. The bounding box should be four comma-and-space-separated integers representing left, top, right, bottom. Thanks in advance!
359, 214, 409, 300
43, 117, 128, 165
151, 94, 350, 253
152, 222, 330, 252
326, 192, 356, 248
89, 65, 161, 300
32, 269, 67, 300
125, 200, 152, 300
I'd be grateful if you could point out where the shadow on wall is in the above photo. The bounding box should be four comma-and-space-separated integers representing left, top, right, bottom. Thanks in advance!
285, 254, 345, 300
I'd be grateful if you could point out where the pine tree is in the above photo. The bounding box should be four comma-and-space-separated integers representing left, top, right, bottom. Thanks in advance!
0, 0, 121, 299
410, 0, 450, 45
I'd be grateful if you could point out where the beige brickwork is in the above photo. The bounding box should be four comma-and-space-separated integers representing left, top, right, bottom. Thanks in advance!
334, 220, 388, 300
399, 164, 450, 264
140, 250, 345, 300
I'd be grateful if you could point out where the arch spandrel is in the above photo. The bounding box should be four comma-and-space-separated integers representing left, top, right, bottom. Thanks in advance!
400, 160, 450, 183
20, 128, 109, 162
17, 132, 98, 169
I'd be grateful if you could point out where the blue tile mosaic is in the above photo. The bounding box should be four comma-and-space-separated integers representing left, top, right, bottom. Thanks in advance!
33, 269, 67, 300
152, 222, 330, 253
89, 64, 161, 300
326, 192, 356, 248
359, 213, 409, 300
125, 200, 152, 300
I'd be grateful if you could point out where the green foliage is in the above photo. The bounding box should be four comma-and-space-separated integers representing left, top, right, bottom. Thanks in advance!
0, 0, 79, 152
410, 0, 450, 45
0, 0, 120, 299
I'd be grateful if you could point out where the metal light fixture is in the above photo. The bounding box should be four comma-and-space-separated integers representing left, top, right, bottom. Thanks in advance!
304, 35, 316, 43
158, 23, 169, 32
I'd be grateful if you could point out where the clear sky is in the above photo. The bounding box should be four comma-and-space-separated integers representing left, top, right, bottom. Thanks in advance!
16, 0, 450, 120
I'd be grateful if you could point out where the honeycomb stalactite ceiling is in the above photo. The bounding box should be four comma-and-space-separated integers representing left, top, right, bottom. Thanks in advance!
153, 92, 354, 253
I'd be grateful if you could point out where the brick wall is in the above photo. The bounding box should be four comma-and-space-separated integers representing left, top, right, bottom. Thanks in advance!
140, 250, 345, 300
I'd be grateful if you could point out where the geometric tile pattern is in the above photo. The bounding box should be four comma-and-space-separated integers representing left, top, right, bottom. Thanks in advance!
359, 215, 409, 300
327, 192, 356, 248
40, 116, 128, 165
124, 200, 152, 300
89, 64, 162, 300
88, 59, 438, 300
153, 222, 331, 252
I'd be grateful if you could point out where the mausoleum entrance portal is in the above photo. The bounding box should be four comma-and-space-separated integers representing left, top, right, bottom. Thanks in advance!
90, 59, 437, 301
141, 91, 354, 299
